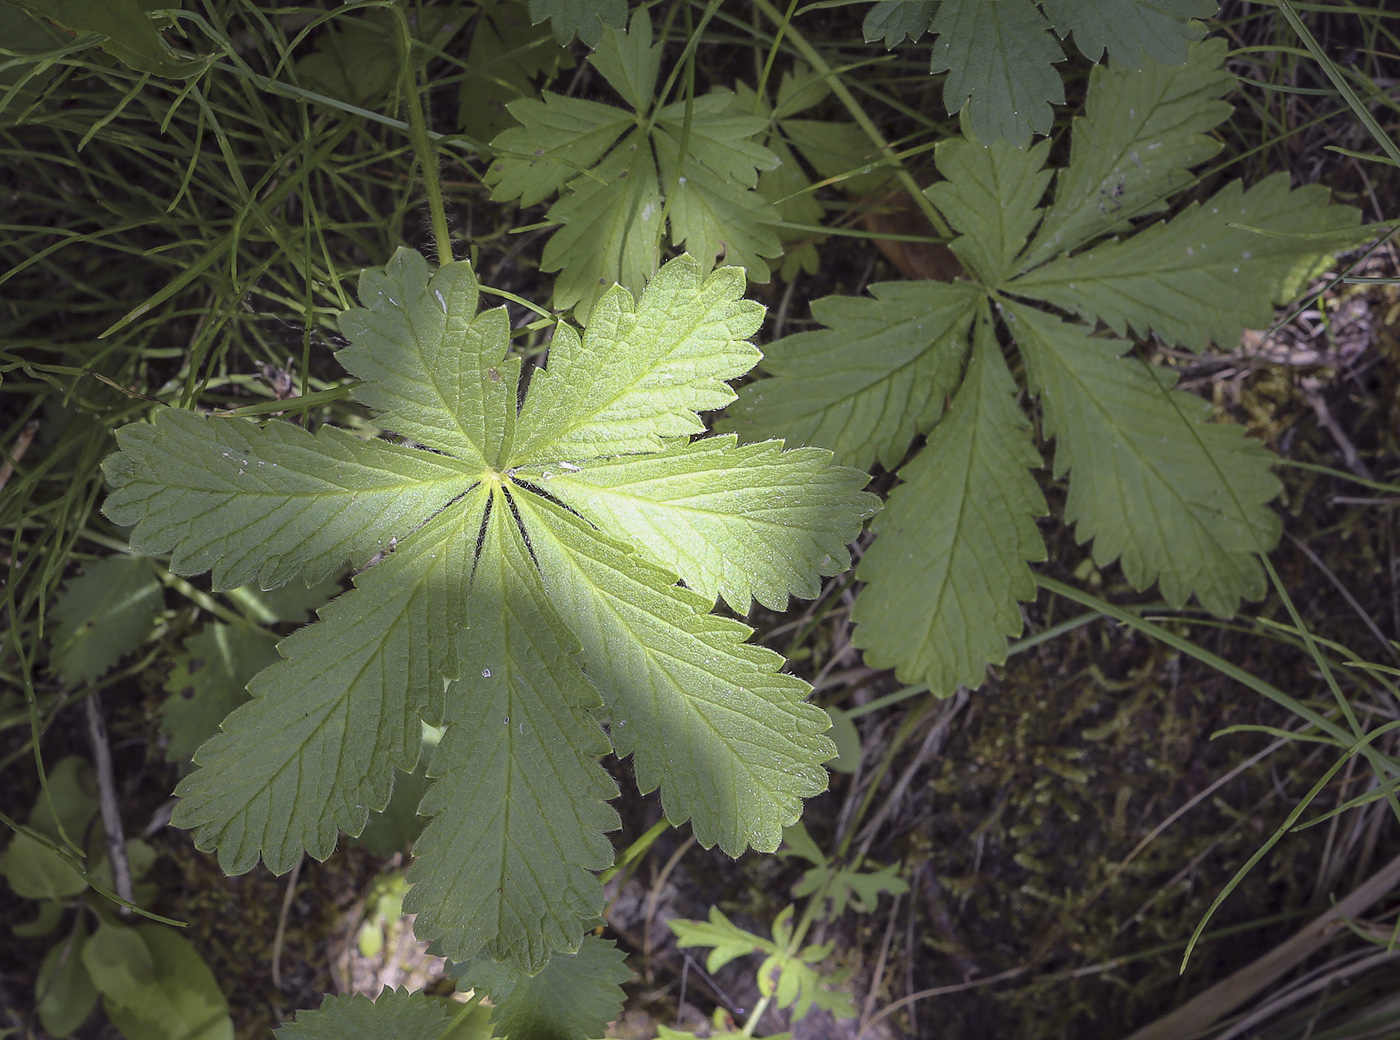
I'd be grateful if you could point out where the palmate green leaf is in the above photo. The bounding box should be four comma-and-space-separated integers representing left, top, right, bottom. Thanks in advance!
735, 68, 884, 279
9, 0, 207, 78
926, 136, 1053, 286
1021, 36, 1233, 267
275, 988, 485, 1040
107, 251, 872, 978
337, 249, 519, 467
731, 40, 1364, 694
485, 10, 781, 320
862, 0, 935, 47
852, 311, 1048, 691
542, 435, 872, 612
1039, 0, 1215, 68
161, 623, 279, 762
733, 337, 978, 696
719, 281, 982, 472
866, 0, 1212, 145
452, 936, 632, 1040
1008, 301, 1280, 614
513, 258, 762, 462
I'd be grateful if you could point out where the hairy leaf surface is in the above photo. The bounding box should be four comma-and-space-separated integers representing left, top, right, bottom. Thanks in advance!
543, 436, 871, 612
106, 250, 874, 976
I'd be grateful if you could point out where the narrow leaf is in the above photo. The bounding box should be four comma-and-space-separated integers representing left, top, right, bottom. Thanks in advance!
926, 136, 1053, 286
539, 435, 878, 612
518, 494, 833, 856
338, 248, 518, 467
514, 255, 763, 463
406, 488, 619, 971
853, 313, 1048, 693
1007, 301, 1281, 614
170, 498, 485, 875
103, 409, 476, 591
1022, 37, 1234, 267
1014, 175, 1365, 351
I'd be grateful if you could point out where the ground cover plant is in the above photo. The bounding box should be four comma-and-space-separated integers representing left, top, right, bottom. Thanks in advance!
2, 1, 1398, 1038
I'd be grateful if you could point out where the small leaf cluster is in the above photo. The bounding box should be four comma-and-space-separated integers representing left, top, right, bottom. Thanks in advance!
722, 40, 1366, 695
485, 8, 785, 320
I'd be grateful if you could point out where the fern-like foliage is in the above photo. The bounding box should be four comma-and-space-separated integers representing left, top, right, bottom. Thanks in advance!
864, 0, 1218, 145
102, 250, 876, 981
485, 9, 784, 320
721, 40, 1367, 695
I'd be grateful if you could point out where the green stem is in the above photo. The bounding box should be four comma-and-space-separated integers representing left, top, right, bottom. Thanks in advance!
394, 9, 452, 263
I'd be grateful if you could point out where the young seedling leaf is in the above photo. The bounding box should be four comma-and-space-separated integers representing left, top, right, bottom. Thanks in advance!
672, 907, 773, 972
486, 10, 782, 319
105, 250, 874, 971
730, 40, 1364, 693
